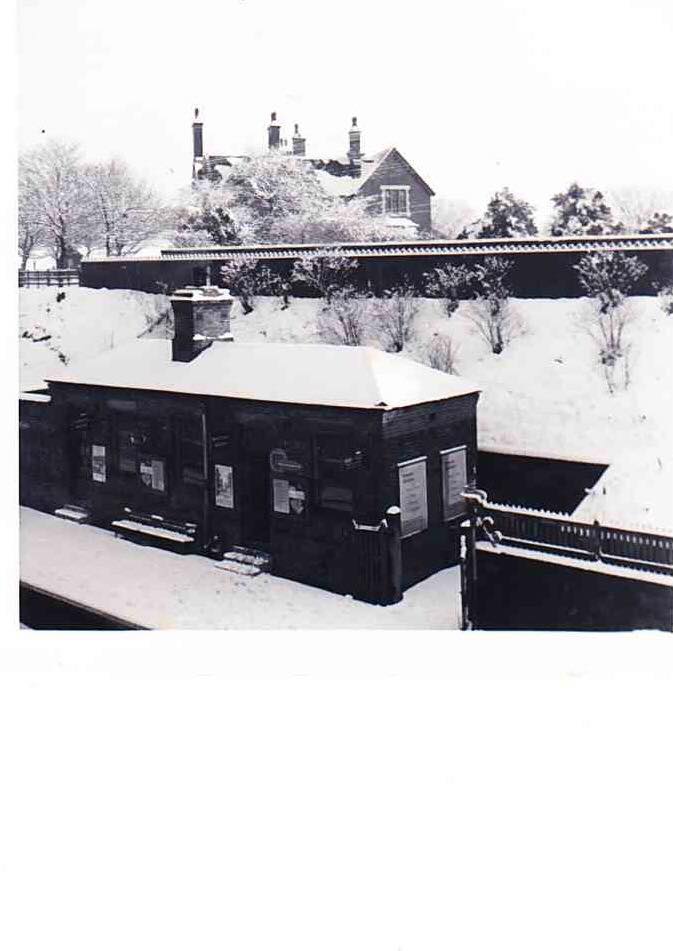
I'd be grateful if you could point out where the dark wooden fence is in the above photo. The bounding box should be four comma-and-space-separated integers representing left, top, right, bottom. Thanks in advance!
482, 501, 673, 576
349, 508, 403, 605
19, 269, 80, 288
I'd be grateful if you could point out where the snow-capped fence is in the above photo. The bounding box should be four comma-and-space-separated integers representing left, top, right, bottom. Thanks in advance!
483, 500, 673, 576
19, 269, 80, 288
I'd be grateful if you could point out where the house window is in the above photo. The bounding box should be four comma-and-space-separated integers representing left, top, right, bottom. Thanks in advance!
381, 186, 410, 217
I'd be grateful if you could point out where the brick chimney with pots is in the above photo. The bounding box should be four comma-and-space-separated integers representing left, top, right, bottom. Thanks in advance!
292, 123, 306, 156
348, 116, 363, 174
268, 111, 281, 150
171, 286, 234, 363
192, 107, 204, 159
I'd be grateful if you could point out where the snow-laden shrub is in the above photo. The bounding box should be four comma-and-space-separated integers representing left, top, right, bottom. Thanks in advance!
424, 263, 472, 318
466, 257, 522, 354
574, 251, 648, 392
657, 284, 673, 317
373, 286, 418, 352
217, 260, 278, 314
424, 334, 459, 374
291, 253, 359, 304
317, 289, 371, 346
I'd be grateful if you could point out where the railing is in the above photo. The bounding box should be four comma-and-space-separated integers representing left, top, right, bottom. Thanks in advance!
19, 269, 80, 288
481, 501, 673, 576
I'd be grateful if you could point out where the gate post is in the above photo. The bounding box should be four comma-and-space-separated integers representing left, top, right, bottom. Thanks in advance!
385, 505, 403, 604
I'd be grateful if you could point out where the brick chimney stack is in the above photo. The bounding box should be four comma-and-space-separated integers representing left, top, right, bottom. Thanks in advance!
171, 287, 234, 363
192, 107, 204, 159
348, 116, 362, 173
268, 111, 281, 150
292, 123, 306, 156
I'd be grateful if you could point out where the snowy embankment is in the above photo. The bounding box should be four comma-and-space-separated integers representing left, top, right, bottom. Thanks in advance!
19, 287, 171, 393
19, 508, 462, 630
19, 289, 673, 530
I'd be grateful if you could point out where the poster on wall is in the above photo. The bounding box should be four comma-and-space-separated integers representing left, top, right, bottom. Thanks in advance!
273, 478, 290, 514
288, 482, 306, 516
441, 446, 468, 521
91, 444, 106, 483
139, 458, 165, 492
151, 459, 165, 493
215, 464, 234, 509
398, 457, 428, 537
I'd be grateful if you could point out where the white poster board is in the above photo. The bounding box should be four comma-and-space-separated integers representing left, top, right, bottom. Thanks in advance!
214, 464, 234, 509
398, 457, 428, 538
273, 478, 290, 514
91, 444, 106, 483
441, 446, 468, 521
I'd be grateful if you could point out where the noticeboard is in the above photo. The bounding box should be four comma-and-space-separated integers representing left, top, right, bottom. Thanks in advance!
398, 457, 428, 538
441, 446, 468, 521
91, 444, 106, 483
214, 464, 234, 509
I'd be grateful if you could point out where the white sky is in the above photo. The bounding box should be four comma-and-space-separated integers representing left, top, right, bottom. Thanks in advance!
17, 0, 673, 220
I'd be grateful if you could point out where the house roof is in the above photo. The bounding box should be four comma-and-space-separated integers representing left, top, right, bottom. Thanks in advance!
45, 340, 479, 410
313, 147, 435, 199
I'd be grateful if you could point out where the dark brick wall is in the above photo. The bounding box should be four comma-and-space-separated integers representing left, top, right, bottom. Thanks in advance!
476, 549, 673, 631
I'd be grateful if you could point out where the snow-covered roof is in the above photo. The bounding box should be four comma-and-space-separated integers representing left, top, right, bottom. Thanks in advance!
45, 340, 479, 410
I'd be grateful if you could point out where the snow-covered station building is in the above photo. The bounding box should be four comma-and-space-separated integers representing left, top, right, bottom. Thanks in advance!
191, 109, 435, 235
20, 287, 479, 604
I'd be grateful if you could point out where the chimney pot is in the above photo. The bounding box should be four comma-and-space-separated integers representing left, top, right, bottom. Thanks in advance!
268, 111, 281, 150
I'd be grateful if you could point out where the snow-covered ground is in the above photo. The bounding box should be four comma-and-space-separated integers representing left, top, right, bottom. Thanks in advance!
19, 288, 673, 530
19, 287, 171, 392
223, 294, 672, 466
19, 508, 462, 630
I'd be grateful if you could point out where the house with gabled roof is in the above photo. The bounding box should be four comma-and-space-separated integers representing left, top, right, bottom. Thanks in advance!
191, 109, 435, 235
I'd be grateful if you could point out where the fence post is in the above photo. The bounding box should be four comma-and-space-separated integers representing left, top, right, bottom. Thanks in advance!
592, 519, 602, 561
385, 505, 403, 605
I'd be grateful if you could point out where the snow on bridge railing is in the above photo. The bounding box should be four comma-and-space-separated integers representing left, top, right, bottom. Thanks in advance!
479, 499, 673, 575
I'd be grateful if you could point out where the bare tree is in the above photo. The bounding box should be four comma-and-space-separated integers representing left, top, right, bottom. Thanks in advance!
373, 286, 419, 352
466, 257, 522, 354
291, 253, 359, 303
607, 185, 673, 233
18, 155, 45, 268
431, 197, 478, 239
19, 140, 94, 268
423, 334, 460, 374
424, 262, 473, 318
317, 289, 370, 346
574, 251, 648, 393
82, 159, 169, 256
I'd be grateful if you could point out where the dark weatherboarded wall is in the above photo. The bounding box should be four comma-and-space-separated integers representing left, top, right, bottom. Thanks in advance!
476, 549, 673, 631
81, 245, 672, 298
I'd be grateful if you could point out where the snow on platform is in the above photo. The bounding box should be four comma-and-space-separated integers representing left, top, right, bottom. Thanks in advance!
19, 508, 462, 630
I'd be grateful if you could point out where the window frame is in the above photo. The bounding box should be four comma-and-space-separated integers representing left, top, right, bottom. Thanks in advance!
380, 185, 411, 217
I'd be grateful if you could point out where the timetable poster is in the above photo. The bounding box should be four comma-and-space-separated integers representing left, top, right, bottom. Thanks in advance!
398, 458, 428, 537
